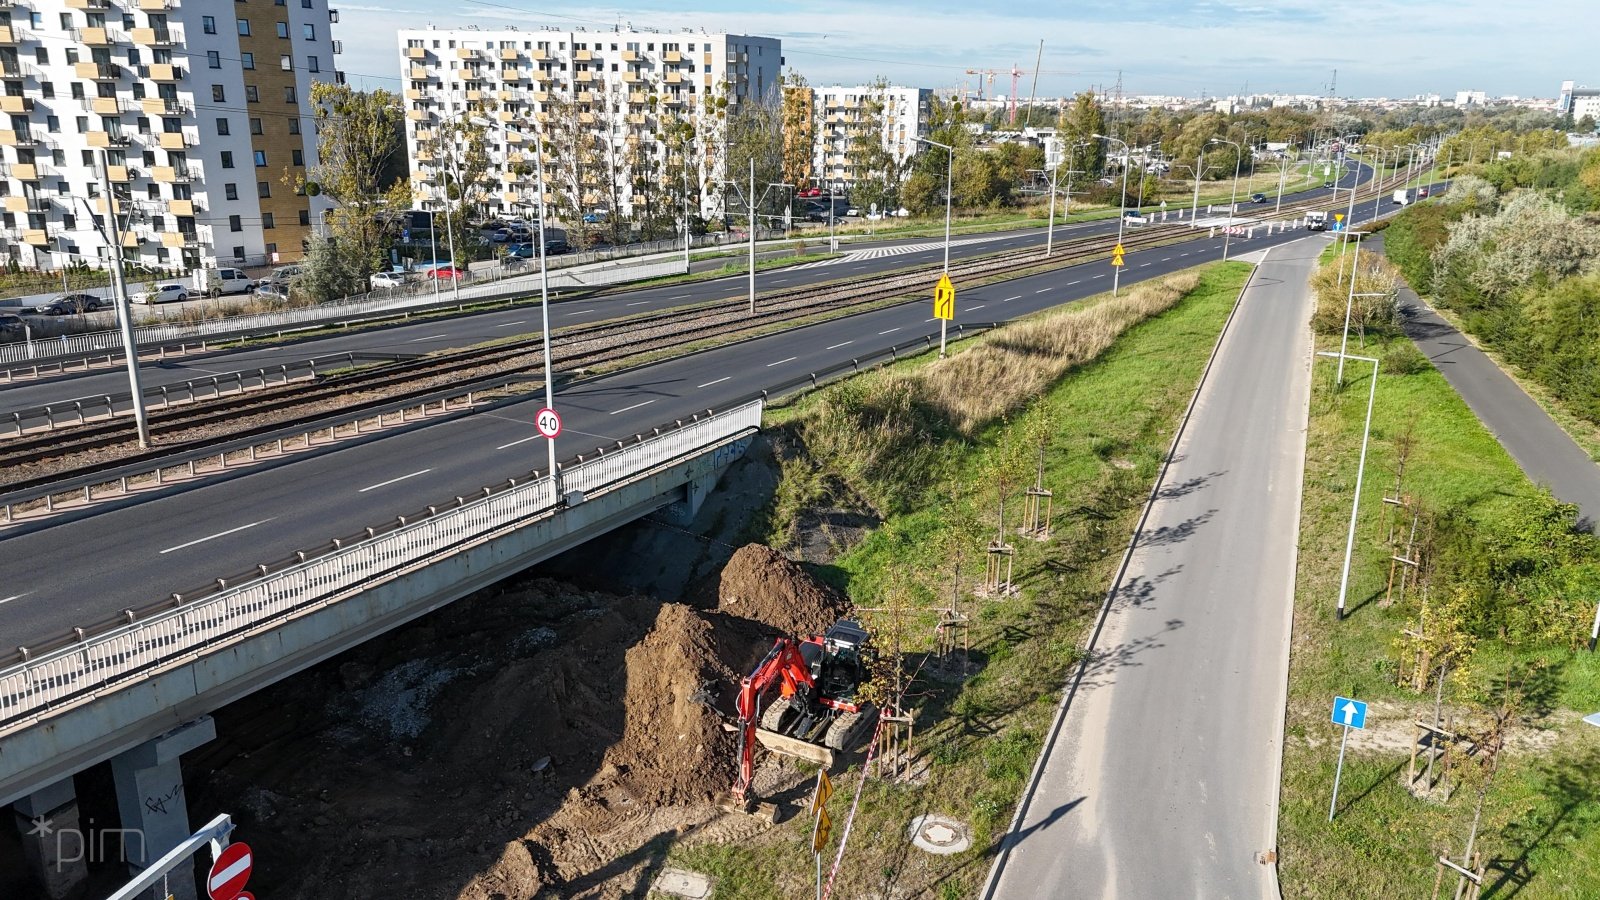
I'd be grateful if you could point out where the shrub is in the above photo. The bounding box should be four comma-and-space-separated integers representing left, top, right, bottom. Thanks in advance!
1309, 251, 1401, 336
1380, 341, 1429, 376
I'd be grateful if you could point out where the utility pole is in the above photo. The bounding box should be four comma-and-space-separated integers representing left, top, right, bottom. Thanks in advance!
721, 158, 789, 315
91, 150, 150, 448
1188, 149, 1205, 227
1095, 133, 1130, 296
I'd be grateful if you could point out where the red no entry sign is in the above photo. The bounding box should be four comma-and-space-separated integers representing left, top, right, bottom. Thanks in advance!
207, 841, 252, 900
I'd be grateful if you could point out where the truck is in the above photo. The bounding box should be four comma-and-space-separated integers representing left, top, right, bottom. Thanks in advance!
1393, 188, 1416, 206
1306, 210, 1328, 232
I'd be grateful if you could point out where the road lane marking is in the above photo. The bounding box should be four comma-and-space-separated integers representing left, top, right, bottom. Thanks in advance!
767, 356, 798, 367
357, 469, 433, 493
826, 340, 854, 350
0, 592, 30, 606
496, 434, 543, 450
407, 333, 448, 343
1067, 280, 1081, 286
563, 308, 596, 316
968, 304, 985, 310
1035, 288, 1051, 293
626, 300, 653, 306
160, 518, 275, 554
1093, 273, 1106, 278
670, 293, 692, 299
771, 278, 789, 284
1003, 295, 1021, 302
496, 320, 528, 328
1161, 257, 1172, 261
698, 376, 732, 388
609, 399, 658, 415
878, 327, 900, 335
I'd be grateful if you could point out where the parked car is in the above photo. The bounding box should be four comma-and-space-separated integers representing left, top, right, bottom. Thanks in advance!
204, 267, 255, 297
799, 187, 823, 198
544, 239, 571, 255
489, 228, 514, 243
1249, 192, 1268, 204
254, 283, 291, 301
424, 265, 464, 280
256, 265, 302, 289
506, 242, 536, 259
39, 293, 106, 315
0, 313, 24, 334
845, 207, 861, 217
132, 283, 189, 304
369, 271, 409, 290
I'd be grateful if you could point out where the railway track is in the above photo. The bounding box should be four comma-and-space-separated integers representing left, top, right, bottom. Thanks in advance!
0, 166, 1412, 480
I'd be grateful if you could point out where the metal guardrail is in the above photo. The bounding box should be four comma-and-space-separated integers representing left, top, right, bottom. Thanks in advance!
0, 399, 762, 731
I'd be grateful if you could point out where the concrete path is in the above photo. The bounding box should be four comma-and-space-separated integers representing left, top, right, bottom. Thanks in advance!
987, 236, 1322, 899
1389, 245, 1600, 531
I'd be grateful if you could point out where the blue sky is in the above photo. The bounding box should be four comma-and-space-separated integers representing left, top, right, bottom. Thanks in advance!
337, 0, 1591, 101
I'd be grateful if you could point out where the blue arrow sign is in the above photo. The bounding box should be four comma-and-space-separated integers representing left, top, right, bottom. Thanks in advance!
1332, 696, 1368, 730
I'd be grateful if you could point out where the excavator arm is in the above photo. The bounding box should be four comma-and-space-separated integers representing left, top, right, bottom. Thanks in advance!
731, 637, 815, 801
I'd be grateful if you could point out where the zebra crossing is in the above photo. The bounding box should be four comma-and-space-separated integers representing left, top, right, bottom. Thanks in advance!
787, 233, 1021, 270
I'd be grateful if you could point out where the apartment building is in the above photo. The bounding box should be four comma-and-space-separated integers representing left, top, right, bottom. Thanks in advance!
398, 25, 781, 221
812, 84, 931, 190
0, 0, 339, 273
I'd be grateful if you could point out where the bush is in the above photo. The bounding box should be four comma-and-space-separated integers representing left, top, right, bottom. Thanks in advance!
1380, 341, 1429, 375
1309, 251, 1401, 336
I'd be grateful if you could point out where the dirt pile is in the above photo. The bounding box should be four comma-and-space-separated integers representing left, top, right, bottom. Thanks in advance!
717, 543, 853, 639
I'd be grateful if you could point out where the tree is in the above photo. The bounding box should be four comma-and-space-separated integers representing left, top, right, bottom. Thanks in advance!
1058, 91, 1106, 177
779, 70, 814, 190
847, 78, 909, 215
952, 152, 1007, 208
723, 94, 786, 231
1578, 114, 1597, 134
422, 116, 492, 267
294, 84, 410, 299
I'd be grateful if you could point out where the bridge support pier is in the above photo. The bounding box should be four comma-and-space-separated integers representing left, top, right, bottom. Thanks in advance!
659, 470, 719, 526
12, 777, 88, 899
110, 717, 216, 900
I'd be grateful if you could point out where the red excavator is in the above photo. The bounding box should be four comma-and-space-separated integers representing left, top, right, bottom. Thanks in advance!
727, 619, 878, 813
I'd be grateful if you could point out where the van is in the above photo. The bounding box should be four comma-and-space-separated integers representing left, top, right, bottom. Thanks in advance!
203, 267, 254, 297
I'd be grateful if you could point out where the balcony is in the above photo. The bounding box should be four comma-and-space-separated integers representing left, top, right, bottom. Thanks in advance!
107, 164, 130, 182
405, 46, 427, 60
160, 230, 188, 248
626, 113, 647, 126
403, 88, 423, 101
498, 48, 519, 61
0, 25, 17, 43
144, 63, 182, 81
9, 162, 36, 180
131, 27, 177, 45
529, 48, 547, 61
167, 198, 193, 216
578, 112, 595, 125
496, 109, 514, 122
156, 131, 193, 150
1, 196, 23, 212
574, 49, 591, 62
89, 96, 128, 114
22, 228, 46, 245
455, 48, 476, 60
413, 127, 435, 140
140, 97, 189, 115
75, 26, 112, 45
530, 90, 549, 103
621, 50, 638, 63
0, 95, 30, 114
622, 71, 640, 84
496, 89, 518, 102
150, 165, 194, 182
75, 62, 121, 80
65, 0, 110, 8
499, 67, 520, 81
408, 66, 429, 80
138, 0, 176, 9
664, 50, 682, 64
407, 108, 431, 122
664, 72, 683, 84
413, 148, 433, 162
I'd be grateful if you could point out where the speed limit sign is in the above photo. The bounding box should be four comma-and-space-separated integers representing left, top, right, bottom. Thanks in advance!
535, 407, 562, 439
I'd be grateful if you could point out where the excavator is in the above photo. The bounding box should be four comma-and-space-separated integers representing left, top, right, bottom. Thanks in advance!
725, 619, 879, 816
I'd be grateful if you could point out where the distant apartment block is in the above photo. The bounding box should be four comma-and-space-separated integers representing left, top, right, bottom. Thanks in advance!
0, 0, 340, 271
398, 25, 781, 221
811, 84, 930, 189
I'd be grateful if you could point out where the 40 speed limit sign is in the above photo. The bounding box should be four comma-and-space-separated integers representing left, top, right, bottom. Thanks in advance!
535, 407, 562, 439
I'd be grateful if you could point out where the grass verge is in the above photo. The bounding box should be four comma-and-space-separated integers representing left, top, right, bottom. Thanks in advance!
1277, 324, 1600, 897
664, 262, 1253, 898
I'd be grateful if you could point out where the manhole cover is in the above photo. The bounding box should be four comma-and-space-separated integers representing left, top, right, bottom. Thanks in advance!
652, 868, 713, 899
908, 814, 971, 855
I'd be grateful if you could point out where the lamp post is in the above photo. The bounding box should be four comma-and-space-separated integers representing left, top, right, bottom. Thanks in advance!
471, 116, 559, 489
1093, 133, 1130, 295
1208, 136, 1242, 261
1318, 350, 1381, 621
1274, 142, 1299, 214
720, 158, 790, 315
1178, 157, 1217, 228
917, 136, 956, 355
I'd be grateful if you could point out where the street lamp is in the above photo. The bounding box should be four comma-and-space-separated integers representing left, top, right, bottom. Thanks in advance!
1274, 142, 1300, 214
917, 136, 955, 355
1207, 137, 1242, 261
1317, 349, 1380, 621
470, 115, 559, 490
720, 158, 790, 315
1030, 162, 1083, 258
1093, 133, 1130, 295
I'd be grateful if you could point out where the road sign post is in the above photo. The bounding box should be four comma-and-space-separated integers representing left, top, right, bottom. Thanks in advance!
810, 770, 834, 900
535, 407, 562, 440
206, 840, 253, 900
932, 273, 955, 358
1328, 696, 1368, 821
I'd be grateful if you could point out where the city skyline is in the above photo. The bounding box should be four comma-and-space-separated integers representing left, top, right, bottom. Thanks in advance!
335, 0, 1591, 102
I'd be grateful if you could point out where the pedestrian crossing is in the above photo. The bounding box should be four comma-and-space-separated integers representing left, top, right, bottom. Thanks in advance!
788, 233, 1021, 270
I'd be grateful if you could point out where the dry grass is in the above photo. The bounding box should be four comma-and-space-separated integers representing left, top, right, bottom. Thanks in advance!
1309, 245, 1401, 335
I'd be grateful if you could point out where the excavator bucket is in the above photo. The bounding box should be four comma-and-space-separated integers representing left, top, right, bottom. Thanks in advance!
717, 791, 780, 823
754, 727, 836, 767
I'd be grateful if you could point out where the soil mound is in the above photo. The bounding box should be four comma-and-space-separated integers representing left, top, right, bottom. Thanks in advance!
717, 543, 852, 638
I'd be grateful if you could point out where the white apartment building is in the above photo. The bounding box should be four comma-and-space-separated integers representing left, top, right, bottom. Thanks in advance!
398, 25, 782, 221
811, 84, 930, 189
0, 0, 339, 273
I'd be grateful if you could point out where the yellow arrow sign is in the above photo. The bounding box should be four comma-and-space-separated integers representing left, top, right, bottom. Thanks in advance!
813, 808, 833, 853
1111, 244, 1126, 268
809, 770, 833, 816
933, 273, 955, 320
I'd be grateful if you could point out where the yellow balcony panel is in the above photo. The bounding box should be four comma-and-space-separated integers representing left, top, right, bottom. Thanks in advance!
530, 90, 549, 103
465, 89, 485, 102
74, 62, 105, 79
107, 165, 129, 182
505, 130, 524, 143
576, 90, 593, 103
122, 231, 141, 247
130, 27, 175, 45
498, 48, 519, 61
500, 67, 521, 81
622, 71, 640, 83
502, 189, 519, 203
404, 88, 422, 101
90, 96, 124, 114
664, 50, 682, 64
1, 196, 25, 212
626, 113, 646, 125
533, 71, 554, 84
408, 66, 429, 80
628, 91, 647, 104
0, 25, 15, 43
407, 108, 429, 121
22, 229, 46, 245
79, 27, 110, 45
157, 131, 188, 149
702, 52, 712, 65
496, 109, 514, 122
168, 198, 193, 216
406, 46, 427, 60
574, 49, 591, 61
150, 165, 176, 182
664, 72, 683, 84
534, 111, 549, 124
86, 130, 113, 148
147, 63, 180, 81
414, 127, 435, 140
137, 0, 174, 10
0, 95, 28, 113
455, 48, 477, 60
529, 49, 548, 61
578, 112, 595, 124
161, 231, 186, 248
11, 162, 36, 180
621, 50, 638, 62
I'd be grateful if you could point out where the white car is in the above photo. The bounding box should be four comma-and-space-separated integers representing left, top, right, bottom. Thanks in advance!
132, 283, 189, 304
369, 271, 408, 290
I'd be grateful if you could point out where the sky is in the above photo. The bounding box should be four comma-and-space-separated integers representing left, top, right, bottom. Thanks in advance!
334, 0, 1592, 102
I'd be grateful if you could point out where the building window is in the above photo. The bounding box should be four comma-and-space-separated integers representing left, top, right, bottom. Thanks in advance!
220, 151, 234, 168
262, 212, 274, 229
241, 52, 254, 69
236, 18, 250, 35
307, 55, 319, 73
249, 117, 262, 134
58, 13, 70, 30
202, 15, 216, 34
299, 209, 310, 226
257, 180, 270, 197
71, 83, 84, 100
40, 84, 52, 99
253, 150, 266, 166
74, 115, 87, 133
245, 85, 259, 102
34, 48, 47, 64
207, 50, 221, 69
229, 214, 242, 231
233, 246, 245, 260
276, 21, 288, 38
280, 54, 292, 70
302, 23, 315, 40
211, 84, 225, 102
287, 118, 300, 135
283, 86, 295, 103
224, 182, 238, 200
291, 148, 302, 165
215, 117, 229, 135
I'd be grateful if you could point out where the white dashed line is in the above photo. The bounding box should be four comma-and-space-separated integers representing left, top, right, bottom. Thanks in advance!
698, 376, 732, 388
496, 320, 528, 328
878, 327, 900, 335
496, 434, 543, 450
1035, 288, 1051, 294
826, 340, 854, 350
407, 333, 448, 343
0, 593, 30, 606
1067, 280, 1081, 286
1161, 257, 1172, 261
160, 518, 275, 554
968, 304, 985, 311
1093, 274, 1106, 278
609, 399, 657, 415
1003, 295, 1021, 302
627, 300, 652, 306
767, 356, 799, 367
357, 469, 433, 493
563, 308, 596, 316
670, 293, 692, 299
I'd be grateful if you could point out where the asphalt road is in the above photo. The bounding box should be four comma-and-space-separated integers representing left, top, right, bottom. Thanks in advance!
1393, 249, 1600, 531
986, 236, 1322, 899
0, 164, 1370, 420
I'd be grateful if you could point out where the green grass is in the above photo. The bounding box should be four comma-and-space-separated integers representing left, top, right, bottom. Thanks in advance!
1277, 330, 1600, 898
666, 262, 1253, 898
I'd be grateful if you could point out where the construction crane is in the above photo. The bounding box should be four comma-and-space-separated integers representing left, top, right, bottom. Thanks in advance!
965, 64, 1082, 125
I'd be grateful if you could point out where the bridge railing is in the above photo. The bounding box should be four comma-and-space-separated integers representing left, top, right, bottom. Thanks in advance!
0, 400, 762, 731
